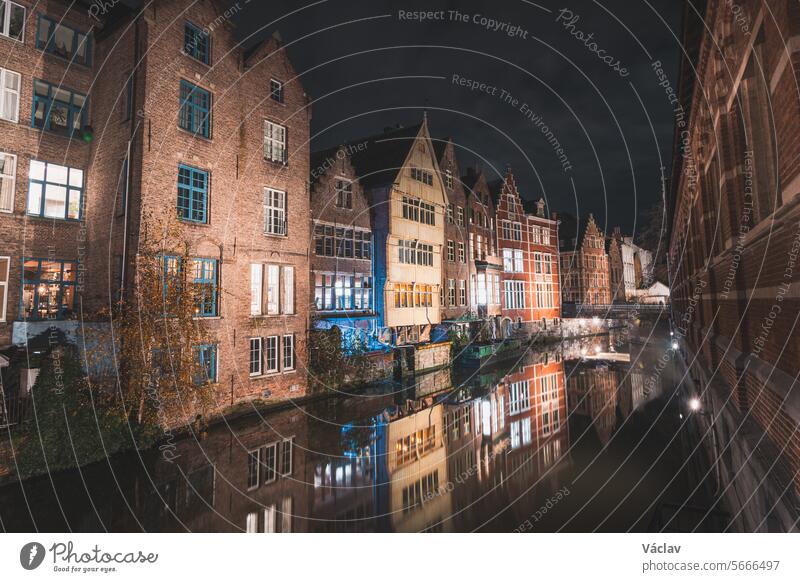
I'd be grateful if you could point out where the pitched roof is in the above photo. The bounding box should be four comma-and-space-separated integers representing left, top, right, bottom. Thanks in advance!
340, 124, 423, 190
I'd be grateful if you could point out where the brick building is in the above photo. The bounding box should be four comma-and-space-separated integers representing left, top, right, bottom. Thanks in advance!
435, 138, 473, 332
558, 214, 611, 305
0, 0, 95, 350
524, 198, 561, 330
2, 0, 312, 411
463, 166, 502, 336
309, 145, 376, 347
669, 0, 800, 510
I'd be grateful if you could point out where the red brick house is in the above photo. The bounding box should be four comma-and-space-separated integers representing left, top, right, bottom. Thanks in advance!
558, 214, 611, 305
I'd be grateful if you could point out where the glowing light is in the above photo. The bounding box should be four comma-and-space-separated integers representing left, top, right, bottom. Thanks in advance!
580, 347, 587, 356
689, 398, 701, 412
594, 345, 601, 353
670, 331, 674, 336
671, 341, 679, 350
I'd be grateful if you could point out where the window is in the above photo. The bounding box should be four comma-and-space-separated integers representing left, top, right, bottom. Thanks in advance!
264, 120, 287, 163
314, 225, 371, 259
410, 166, 433, 185
265, 336, 279, 373
0, 152, 15, 212
249, 337, 262, 376
502, 249, 513, 272
392, 283, 432, 308
458, 280, 466, 306
395, 426, 437, 466
541, 228, 550, 246
0, 0, 24, 41
27, 160, 83, 220
531, 226, 541, 244
246, 512, 258, 533
270, 79, 283, 102
514, 249, 524, 273
445, 168, 453, 189
398, 240, 433, 266
282, 334, 295, 371
193, 344, 217, 385
32, 80, 88, 137
36, 16, 91, 66
191, 258, 218, 317
280, 439, 293, 475
176, 165, 208, 223
447, 240, 455, 262
447, 203, 454, 223
252, 264, 294, 315
314, 273, 372, 311
184, 22, 209, 64
261, 442, 278, 483
504, 280, 526, 309
247, 449, 260, 489
179, 80, 210, 138
264, 187, 286, 235
456, 206, 464, 226
335, 179, 352, 208
0, 256, 8, 321
458, 242, 465, 263
448, 279, 456, 306
283, 265, 294, 314
509, 381, 531, 414
267, 264, 279, 314
476, 273, 487, 306
493, 275, 500, 305
401, 196, 435, 225
0, 67, 20, 122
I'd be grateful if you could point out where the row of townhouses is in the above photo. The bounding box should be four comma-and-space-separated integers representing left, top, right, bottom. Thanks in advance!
309, 119, 564, 348
0, 0, 656, 414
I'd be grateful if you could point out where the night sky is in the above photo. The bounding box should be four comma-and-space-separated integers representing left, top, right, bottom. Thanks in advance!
232, 0, 683, 236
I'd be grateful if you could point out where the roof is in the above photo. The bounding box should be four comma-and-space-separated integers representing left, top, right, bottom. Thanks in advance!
342, 124, 424, 190
558, 213, 593, 250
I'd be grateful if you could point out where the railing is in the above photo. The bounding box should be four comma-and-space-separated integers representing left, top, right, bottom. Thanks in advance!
562, 303, 668, 317
0, 394, 32, 429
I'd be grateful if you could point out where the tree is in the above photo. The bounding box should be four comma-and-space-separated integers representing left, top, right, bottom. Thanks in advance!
90, 215, 215, 431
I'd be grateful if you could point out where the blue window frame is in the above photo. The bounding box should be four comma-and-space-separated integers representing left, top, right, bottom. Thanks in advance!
192, 258, 218, 317
160, 254, 182, 310
22, 258, 77, 320
36, 15, 91, 66
179, 80, 210, 137
193, 344, 217, 385
32, 79, 88, 137
27, 159, 84, 220
176, 164, 208, 223
184, 22, 209, 64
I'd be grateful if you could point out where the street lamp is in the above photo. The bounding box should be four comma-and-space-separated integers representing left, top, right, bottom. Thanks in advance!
671, 341, 679, 350
689, 397, 701, 412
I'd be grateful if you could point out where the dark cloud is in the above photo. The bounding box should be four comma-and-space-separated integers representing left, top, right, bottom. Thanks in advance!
233, 0, 682, 235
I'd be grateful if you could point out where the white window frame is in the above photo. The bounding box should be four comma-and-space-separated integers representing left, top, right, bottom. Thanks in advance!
0, 255, 8, 322
280, 438, 294, 476
263, 120, 286, 163
0, 151, 15, 212
263, 504, 276, 533
246, 511, 258, 533
282, 334, 295, 371
0, 1, 25, 42
249, 337, 263, 377
262, 442, 278, 484
265, 335, 279, 373
0, 68, 21, 122
264, 187, 286, 236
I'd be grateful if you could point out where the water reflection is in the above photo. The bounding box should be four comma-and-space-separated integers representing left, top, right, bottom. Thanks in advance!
1, 327, 712, 532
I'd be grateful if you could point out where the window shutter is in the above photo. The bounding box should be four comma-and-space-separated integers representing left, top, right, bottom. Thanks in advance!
250, 263, 262, 315
283, 126, 289, 164
282, 265, 294, 314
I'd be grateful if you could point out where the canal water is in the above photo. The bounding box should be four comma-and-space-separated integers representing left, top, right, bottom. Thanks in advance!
0, 322, 725, 532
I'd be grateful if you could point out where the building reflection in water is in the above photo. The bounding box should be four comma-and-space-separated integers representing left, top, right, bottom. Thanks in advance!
3, 335, 675, 532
